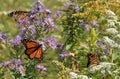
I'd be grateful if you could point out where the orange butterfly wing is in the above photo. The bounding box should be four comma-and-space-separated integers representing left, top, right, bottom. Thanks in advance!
21, 39, 43, 59
8, 11, 29, 23
87, 53, 100, 67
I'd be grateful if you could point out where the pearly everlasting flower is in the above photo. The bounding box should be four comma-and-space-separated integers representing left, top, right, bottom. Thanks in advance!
107, 10, 118, 20
116, 22, 120, 28
88, 62, 114, 73
106, 28, 118, 35
102, 36, 119, 48
69, 72, 90, 79
107, 20, 116, 27
115, 34, 120, 39
69, 72, 78, 79
77, 75, 89, 79
107, 10, 116, 16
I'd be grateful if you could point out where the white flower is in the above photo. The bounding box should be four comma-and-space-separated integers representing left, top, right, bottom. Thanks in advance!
107, 10, 116, 16
107, 20, 116, 27
101, 70, 106, 74
116, 22, 120, 28
88, 62, 114, 73
102, 36, 119, 48
77, 75, 89, 79
107, 10, 118, 20
106, 28, 118, 35
115, 34, 120, 39
69, 72, 78, 79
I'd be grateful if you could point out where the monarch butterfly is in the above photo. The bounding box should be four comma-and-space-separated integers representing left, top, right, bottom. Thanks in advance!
8, 11, 30, 23
87, 53, 100, 67
21, 39, 43, 60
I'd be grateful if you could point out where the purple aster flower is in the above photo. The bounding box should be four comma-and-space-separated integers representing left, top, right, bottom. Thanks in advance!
64, 2, 74, 10
12, 35, 22, 46
36, 5, 44, 13
55, 11, 61, 19
96, 41, 102, 47
31, 0, 44, 13
35, 65, 47, 71
29, 25, 36, 34
37, 18, 45, 28
43, 37, 58, 50
64, 2, 79, 11
59, 51, 71, 58
84, 24, 90, 31
0, 32, 7, 39
28, 25, 37, 38
19, 19, 30, 29
30, 9, 39, 15
0, 61, 11, 67
21, 25, 37, 39
45, 9, 52, 15
11, 59, 22, 65
44, 16, 55, 27
16, 65, 25, 74
0, 59, 23, 73
91, 21, 99, 27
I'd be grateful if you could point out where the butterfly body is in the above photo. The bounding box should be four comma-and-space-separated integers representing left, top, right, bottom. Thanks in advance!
87, 53, 100, 68
21, 39, 43, 60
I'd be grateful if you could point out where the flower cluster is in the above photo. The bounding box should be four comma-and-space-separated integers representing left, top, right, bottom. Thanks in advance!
0, 59, 25, 74
43, 37, 58, 50
69, 72, 91, 79
35, 64, 47, 71
79, 20, 99, 31
102, 36, 120, 48
88, 62, 115, 74
105, 10, 120, 48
